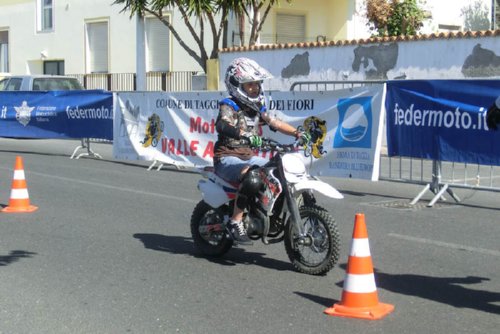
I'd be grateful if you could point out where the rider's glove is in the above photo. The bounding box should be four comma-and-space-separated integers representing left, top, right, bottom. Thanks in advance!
486, 97, 500, 130
241, 132, 263, 148
295, 130, 311, 145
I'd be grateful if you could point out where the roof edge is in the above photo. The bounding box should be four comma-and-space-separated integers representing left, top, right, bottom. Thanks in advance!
219, 29, 500, 53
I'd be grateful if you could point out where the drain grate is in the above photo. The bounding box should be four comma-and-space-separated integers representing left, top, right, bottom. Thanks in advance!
368, 200, 456, 210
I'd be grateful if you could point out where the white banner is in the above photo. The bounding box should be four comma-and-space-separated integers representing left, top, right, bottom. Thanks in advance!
113, 86, 385, 180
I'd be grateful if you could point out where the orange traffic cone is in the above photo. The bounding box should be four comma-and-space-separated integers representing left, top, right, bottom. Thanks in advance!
325, 213, 393, 320
2, 156, 38, 213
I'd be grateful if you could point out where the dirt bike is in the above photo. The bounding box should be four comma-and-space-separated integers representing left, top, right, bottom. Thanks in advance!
190, 137, 343, 275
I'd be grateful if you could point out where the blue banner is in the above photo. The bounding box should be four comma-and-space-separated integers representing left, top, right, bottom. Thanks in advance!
0, 90, 113, 140
386, 80, 500, 165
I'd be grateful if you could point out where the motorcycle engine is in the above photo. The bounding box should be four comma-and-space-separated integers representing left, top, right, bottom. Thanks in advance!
245, 211, 265, 237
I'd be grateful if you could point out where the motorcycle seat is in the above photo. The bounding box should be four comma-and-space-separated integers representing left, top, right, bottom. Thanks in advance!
201, 166, 239, 189
215, 172, 240, 188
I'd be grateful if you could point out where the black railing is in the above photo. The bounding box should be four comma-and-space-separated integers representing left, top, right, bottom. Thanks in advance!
231, 31, 327, 46
67, 71, 200, 91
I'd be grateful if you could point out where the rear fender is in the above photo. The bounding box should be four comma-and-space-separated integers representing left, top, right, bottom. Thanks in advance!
198, 179, 233, 208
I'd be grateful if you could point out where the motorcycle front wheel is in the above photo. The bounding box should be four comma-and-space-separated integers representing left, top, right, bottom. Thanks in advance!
190, 200, 233, 257
284, 205, 340, 275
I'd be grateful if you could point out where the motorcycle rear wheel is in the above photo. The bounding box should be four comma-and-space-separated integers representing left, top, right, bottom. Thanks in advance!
284, 205, 340, 275
190, 200, 233, 257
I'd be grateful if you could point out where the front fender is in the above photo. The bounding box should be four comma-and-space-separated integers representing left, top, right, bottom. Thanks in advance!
293, 179, 343, 199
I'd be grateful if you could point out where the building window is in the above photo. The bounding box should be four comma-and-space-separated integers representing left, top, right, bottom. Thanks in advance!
44, 60, 64, 75
85, 21, 109, 73
276, 13, 306, 43
0, 30, 8, 73
145, 16, 170, 72
37, 0, 54, 32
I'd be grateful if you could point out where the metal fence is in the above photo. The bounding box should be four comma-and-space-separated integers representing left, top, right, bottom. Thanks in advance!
290, 80, 500, 206
68, 71, 198, 91
290, 80, 384, 92
65, 71, 200, 160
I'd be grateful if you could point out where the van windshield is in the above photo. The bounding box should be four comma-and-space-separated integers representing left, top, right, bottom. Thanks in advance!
0, 78, 7, 90
1, 78, 23, 90
32, 78, 84, 90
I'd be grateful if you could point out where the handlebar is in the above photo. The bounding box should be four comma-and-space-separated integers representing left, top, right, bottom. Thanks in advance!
260, 137, 299, 153
242, 133, 320, 157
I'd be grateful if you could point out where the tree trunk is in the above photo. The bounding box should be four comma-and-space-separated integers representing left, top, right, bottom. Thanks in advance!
239, 15, 245, 46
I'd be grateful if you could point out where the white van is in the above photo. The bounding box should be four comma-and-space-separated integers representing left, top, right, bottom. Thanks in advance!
0, 75, 84, 91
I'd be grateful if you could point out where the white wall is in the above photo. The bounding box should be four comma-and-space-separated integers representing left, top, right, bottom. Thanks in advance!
0, 0, 210, 75
218, 34, 500, 91
0, 0, 135, 74
0, 0, 495, 77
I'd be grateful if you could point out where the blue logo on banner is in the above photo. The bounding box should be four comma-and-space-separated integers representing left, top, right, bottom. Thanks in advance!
334, 97, 372, 148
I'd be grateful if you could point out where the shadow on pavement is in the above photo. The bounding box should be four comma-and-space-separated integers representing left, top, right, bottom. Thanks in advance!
133, 233, 295, 273
297, 263, 500, 315
0, 250, 37, 266
374, 270, 500, 315
294, 291, 336, 308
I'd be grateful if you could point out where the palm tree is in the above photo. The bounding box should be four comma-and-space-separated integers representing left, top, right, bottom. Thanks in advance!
113, 0, 292, 72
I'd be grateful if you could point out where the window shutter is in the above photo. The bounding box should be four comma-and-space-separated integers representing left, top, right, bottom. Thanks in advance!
146, 17, 170, 72
87, 22, 108, 73
0, 43, 8, 72
37, 0, 53, 31
276, 13, 305, 44
0, 31, 7, 72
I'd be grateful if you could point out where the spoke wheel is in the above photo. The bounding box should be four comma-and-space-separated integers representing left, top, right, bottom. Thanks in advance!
190, 201, 233, 257
284, 205, 339, 275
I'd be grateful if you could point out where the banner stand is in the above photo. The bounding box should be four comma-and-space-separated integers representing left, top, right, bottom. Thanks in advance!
70, 138, 103, 160
146, 159, 190, 172
410, 160, 461, 207
147, 160, 164, 171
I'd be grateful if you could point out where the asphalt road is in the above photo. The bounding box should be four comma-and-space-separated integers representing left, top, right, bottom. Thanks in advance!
0, 138, 499, 334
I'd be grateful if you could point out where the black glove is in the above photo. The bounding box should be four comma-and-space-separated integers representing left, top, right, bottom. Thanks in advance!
486, 98, 500, 130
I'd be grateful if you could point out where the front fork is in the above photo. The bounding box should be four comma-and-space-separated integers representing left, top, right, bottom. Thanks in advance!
284, 185, 312, 246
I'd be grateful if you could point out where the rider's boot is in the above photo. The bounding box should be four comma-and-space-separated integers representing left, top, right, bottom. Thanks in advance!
229, 220, 253, 245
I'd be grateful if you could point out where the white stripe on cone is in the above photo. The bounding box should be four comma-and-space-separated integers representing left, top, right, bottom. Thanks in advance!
10, 188, 29, 199
343, 273, 377, 293
350, 238, 371, 257
13, 170, 26, 180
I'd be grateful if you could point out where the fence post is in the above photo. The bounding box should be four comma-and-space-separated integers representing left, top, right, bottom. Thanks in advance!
107, 74, 112, 91
161, 72, 167, 91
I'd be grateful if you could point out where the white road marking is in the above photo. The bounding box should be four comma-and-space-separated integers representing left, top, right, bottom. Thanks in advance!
388, 233, 500, 257
25, 170, 199, 204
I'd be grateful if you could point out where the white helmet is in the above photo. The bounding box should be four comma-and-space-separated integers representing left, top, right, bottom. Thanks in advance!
225, 57, 273, 112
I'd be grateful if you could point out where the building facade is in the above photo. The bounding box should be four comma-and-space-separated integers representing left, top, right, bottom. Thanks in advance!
0, 0, 210, 76
0, 0, 498, 80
